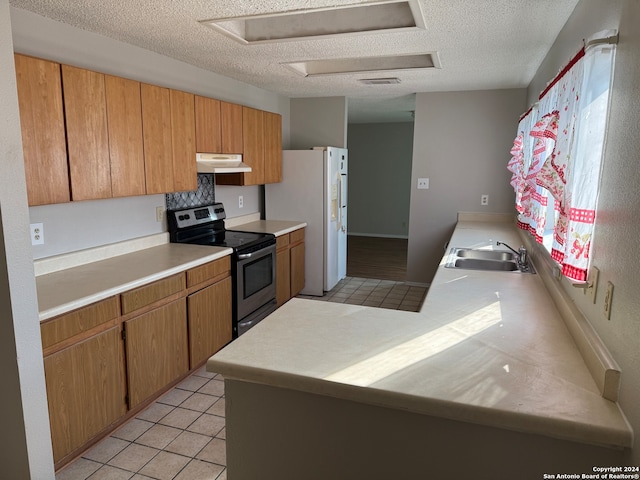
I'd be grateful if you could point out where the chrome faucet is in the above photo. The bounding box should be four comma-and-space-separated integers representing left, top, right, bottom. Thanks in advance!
496, 241, 529, 271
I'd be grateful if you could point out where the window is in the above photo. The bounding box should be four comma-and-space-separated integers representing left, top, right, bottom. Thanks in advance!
507, 34, 616, 281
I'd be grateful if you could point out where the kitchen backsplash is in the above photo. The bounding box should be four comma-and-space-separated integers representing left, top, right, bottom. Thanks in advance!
165, 173, 215, 210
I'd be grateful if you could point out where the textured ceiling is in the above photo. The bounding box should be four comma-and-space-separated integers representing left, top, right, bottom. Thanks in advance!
10, 0, 580, 123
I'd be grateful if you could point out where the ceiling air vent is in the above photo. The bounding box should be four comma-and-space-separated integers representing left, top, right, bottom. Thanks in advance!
359, 78, 401, 85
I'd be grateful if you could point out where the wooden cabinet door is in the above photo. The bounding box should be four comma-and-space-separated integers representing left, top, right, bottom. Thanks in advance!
221, 101, 243, 154
44, 326, 127, 464
263, 111, 282, 184
242, 106, 265, 185
14, 54, 70, 206
276, 247, 291, 307
124, 299, 189, 408
104, 75, 146, 197
141, 83, 174, 194
291, 241, 306, 298
170, 89, 197, 192
62, 65, 112, 201
195, 95, 221, 153
187, 277, 232, 367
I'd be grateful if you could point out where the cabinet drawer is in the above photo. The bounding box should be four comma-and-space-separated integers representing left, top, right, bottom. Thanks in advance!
187, 256, 231, 288
290, 228, 305, 244
120, 274, 185, 314
276, 234, 290, 251
41, 297, 119, 350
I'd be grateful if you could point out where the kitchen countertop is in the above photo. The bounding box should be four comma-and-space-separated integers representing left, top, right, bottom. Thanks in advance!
37, 243, 232, 321
207, 219, 633, 449
229, 220, 307, 237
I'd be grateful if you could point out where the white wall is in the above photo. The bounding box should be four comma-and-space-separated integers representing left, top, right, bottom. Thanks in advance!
407, 89, 527, 284
347, 122, 413, 238
526, 0, 640, 465
11, 7, 290, 259
0, 1, 55, 477
290, 97, 348, 149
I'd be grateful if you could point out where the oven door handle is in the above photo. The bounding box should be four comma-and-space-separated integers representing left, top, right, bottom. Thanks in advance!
237, 252, 253, 259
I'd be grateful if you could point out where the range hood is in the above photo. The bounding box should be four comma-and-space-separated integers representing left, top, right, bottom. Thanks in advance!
196, 153, 251, 173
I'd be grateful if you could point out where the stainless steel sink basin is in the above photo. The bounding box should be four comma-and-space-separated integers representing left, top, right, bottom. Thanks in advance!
455, 249, 514, 261
444, 248, 535, 273
452, 258, 519, 271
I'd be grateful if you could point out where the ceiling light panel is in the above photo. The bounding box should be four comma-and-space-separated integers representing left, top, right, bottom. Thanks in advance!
283, 53, 440, 77
201, 0, 426, 45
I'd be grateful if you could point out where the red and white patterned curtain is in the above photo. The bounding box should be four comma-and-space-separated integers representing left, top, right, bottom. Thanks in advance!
508, 40, 616, 281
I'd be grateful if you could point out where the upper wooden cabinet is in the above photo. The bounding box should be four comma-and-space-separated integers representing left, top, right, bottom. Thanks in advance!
195, 98, 243, 155
195, 95, 222, 153
264, 111, 283, 184
221, 101, 243, 154
104, 75, 146, 197
242, 106, 265, 185
62, 65, 112, 201
170, 89, 197, 192
141, 83, 174, 194
14, 54, 70, 206
141, 85, 197, 194
216, 107, 282, 186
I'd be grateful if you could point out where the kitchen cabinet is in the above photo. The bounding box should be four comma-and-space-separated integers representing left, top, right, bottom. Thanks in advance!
221, 101, 243, 153
241, 106, 265, 185
141, 83, 174, 194
195, 95, 222, 153
275, 228, 305, 306
187, 257, 232, 367
61, 65, 112, 201
124, 298, 189, 409
263, 110, 283, 183
14, 54, 70, 206
41, 297, 126, 465
121, 274, 189, 408
216, 107, 282, 186
195, 98, 244, 155
104, 74, 146, 197
170, 89, 197, 192
141, 85, 197, 194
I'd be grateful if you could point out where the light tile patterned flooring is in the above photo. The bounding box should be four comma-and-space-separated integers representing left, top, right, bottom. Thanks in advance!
57, 277, 427, 480
298, 276, 428, 311
56, 366, 227, 480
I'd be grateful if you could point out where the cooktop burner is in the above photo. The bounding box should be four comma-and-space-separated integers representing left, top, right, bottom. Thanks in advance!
184, 229, 274, 250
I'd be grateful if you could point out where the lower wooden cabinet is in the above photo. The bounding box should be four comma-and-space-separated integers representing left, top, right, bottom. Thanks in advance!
44, 326, 127, 464
124, 298, 189, 409
188, 276, 232, 367
42, 256, 233, 469
276, 228, 306, 306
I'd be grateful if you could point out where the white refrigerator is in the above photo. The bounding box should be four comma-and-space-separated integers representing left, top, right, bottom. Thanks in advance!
266, 146, 348, 296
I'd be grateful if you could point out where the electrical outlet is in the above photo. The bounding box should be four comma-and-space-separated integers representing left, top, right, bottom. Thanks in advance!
238, 195, 244, 208
30, 223, 44, 245
155, 206, 165, 223
481, 194, 489, 206
603, 281, 614, 319
417, 178, 429, 189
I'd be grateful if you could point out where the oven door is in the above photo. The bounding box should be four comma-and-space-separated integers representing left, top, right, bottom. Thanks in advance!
235, 243, 277, 326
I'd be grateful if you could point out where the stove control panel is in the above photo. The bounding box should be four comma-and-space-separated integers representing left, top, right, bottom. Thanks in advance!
169, 203, 226, 230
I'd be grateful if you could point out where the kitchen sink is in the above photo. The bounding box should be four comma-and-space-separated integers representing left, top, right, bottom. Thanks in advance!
455, 249, 514, 261
444, 248, 535, 273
